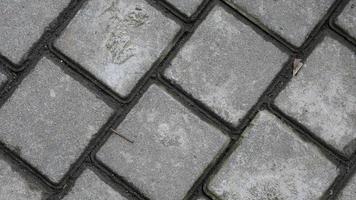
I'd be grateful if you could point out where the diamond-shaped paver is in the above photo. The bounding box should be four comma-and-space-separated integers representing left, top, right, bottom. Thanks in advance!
275, 36, 356, 156
97, 85, 229, 200
0, 158, 43, 200
55, 0, 180, 97
63, 170, 127, 200
225, 0, 335, 47
0, 0, 70, 63
166, 0, 203, 16
337, 173, 356, 200
165, 6, 288, 126
0, 58, 113, 182
336, 0, 356, 39
208, 111, 338, 200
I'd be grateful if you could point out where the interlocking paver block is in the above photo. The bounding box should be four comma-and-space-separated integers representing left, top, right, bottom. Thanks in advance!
208, 111, 338, 200
165, 6, 288, 126
336, 0, 356, 39
225, 0, 334, 46
56, 0, 180, 97
166, 0, 203, 16
275, 36, 356, 155
0, 158, 43, 200
337, 173, 356, 200
97, 84, 229, 200
0, 0, 70, 63
63, 170, 127, 200
0, 58, 113, 182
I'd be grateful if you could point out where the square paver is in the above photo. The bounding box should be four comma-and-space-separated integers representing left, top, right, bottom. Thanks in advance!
337, 172, 356, 200
0, 0, 70, 63
225, 0, 335, 47
208, 111, 338, 200
164, 6, 288, 126
166, 0, 204, 16
97, 84, 229, 200
0, 158, 44, 200
63, 170, 127, 200
336, 0, 356, 39
0, 58, 113, 182
55, 0, 180, 97
275, 36, 356, 156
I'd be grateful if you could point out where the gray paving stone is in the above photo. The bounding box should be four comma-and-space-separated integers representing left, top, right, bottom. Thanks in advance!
275, 36, 356, 155
56, 0, 180, 97
0, 0, 70, 63
336, 0, 356, 39
166, 0, 203, 16
337, 173, 356, 200
208, 111, 338, 200
63, 170, 127, 200
0, 58, 113, 182
97, 84, 229, 200
165, 6, 288, 126
225, 0, 334, 46
0, 158, 43, 200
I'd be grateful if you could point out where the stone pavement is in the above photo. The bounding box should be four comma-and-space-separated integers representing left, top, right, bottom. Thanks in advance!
0, 0, 355, 200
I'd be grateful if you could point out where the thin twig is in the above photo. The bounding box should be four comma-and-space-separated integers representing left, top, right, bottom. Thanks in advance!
110, 128, 134, 144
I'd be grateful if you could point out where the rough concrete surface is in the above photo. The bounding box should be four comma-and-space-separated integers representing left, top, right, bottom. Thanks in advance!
63, 170, 127, 200
0, 0, 70, 63
225, 0, 334, 47
165, 6, 288, 126
0, 58, 113, 182
337, 173, 356, 200
0, 158, 43, 200
166, 0, 203, 16
336, 0, 356, 39
275, 36, 356, 156
97, 85, 229, 200
208, 111, 338, 200
56, 0, 180, 97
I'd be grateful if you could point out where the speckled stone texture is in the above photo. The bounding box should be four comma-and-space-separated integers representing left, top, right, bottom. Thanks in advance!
97, 85, 229, 200
275, 36, 356, 156
0, 158, 43, 200
0, 0, 70, 63
0, 58, 113, 182
63, 170, 127, 200
208, 111, 338, 200
225, 0, 335, 47
337, 172, 356, 200
336, 0, 356, 39
166, 0, 203, 16
165, 6, 288, 126
56, 0, 180, 97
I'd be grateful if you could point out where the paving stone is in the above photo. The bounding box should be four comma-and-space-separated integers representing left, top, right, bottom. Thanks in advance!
275, 36, 356, 155
56, 0, 180, 97
0, 58, 113, 182
225, 0, 334, 47
336, 0, 356, 39
165, 6, 288, 126
208, 111, 338, 200
97, 84, 229, 200
63, 170, 127, 200
0, 0, 70, 63
337, 172, 356, 200
0, 158, 43, 200
166, 0, 203, 16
